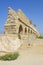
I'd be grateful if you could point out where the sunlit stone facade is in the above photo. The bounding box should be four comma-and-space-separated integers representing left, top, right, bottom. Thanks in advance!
4, 7, 40, 39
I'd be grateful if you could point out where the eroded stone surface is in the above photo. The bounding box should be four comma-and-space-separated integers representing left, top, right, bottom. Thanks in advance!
0, 34, 21, 52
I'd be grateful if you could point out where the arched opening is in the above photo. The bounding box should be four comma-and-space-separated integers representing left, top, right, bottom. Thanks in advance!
18, 25, 23, 34
25, 27, 27, 33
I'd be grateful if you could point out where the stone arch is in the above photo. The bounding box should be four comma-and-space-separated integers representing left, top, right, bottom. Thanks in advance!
18, 24, 23, 34
25, 27, 27, 33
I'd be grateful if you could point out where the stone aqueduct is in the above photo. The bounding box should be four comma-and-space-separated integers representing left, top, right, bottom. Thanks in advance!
4, 7, 40, 39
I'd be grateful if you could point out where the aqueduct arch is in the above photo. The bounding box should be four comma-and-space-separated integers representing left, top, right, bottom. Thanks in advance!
4, 7, 40, 39
18, 25, 23, 34
25, 27, 27, 34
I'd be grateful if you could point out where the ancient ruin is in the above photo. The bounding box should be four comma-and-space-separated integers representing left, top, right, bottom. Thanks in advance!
0, 7, 40, 52
4, 7, 40, 39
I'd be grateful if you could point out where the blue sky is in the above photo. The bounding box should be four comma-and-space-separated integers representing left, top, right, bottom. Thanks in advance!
0, 0, 43, 35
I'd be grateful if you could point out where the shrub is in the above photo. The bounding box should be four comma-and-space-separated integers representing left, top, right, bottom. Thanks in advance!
38, 36, 43, 39
0, 52, 19, 61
